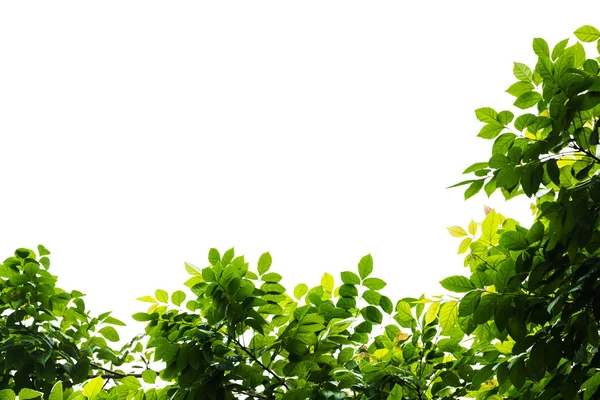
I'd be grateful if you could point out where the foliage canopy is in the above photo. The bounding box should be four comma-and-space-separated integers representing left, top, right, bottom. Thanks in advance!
4, 25, 600, 399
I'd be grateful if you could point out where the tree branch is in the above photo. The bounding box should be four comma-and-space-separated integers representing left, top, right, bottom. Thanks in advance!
232, 338, 289, 390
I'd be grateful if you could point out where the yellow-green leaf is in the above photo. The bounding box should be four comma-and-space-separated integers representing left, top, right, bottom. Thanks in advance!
321, 273, 334, 293
468, 220, 477, 236
17, 389, 42, 400
439, 301, 458, 333
184, 262, 202, 276
447, 226, 468, 237
136, 295, 157, 303
0, 390, 15, 400
99, 326, 120, 342
48, 382, 63, 400
425, 301, 441, 326
458, 238, 472, 254
574, 25, 600, 42
142, 370, 157, 384
172, 290, 186, 307
83, 376, 104, 400
481, 209, 505, 245
294, 283, 308, 300
155, 289, 168, 303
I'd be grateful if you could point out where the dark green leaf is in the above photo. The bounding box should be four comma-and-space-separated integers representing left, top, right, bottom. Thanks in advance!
379, 296, 393, 314
509, 358, 526, 389
499, 231, 528, 251
362, 306, 383, 324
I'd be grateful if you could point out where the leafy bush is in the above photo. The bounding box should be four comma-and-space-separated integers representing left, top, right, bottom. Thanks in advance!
3, 25, 600, 400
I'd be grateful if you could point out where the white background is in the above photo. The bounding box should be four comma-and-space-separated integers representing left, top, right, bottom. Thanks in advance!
1, 1, 597, 341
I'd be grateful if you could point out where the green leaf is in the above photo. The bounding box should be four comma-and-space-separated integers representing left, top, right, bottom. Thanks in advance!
439, 301, 458, 332
48, 382, 62, 400
363, 289, 381, 305
321, 272, 334, 293
155, 289, 168, 303
37, 244, 51, 256
208, 248, 220, 265
17, 389, 42, 400
142, 369, 157, 384
387, 384, 403, 400
574, 25, 600, 42
489, 154, 511, 169
492, 133, 516, 155
99, 326, 120, 342
535, 55, 553, 80
497, 110, 514, 125
222, 247, 235, 266
447, 179, 478, 189
104, 316, 126, 326
358, 254, 373, 280
394, 301, 413, 328
132, 312, 153, 322
463, 162, 489, 174
440, 276, 475, 293
513, 62, 533, 82
499, 230, 528, 251
532, 38, 550, 57
527, 221, 544, 244
582, 372, 600, 400
552, 38, 569, 60
362, 277, 386, 290
0, 390, 15, 400
83, 376, 104, 400
514, 91, 542, 109
257, 252, 272, 275
474, 107, 498, 123
477, 123, 504, 139
294, 283, 308, 299
464, 179, 485, 200
506, 81, 534, 97
171, 290, 186, 307
340, 271, 360, 285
